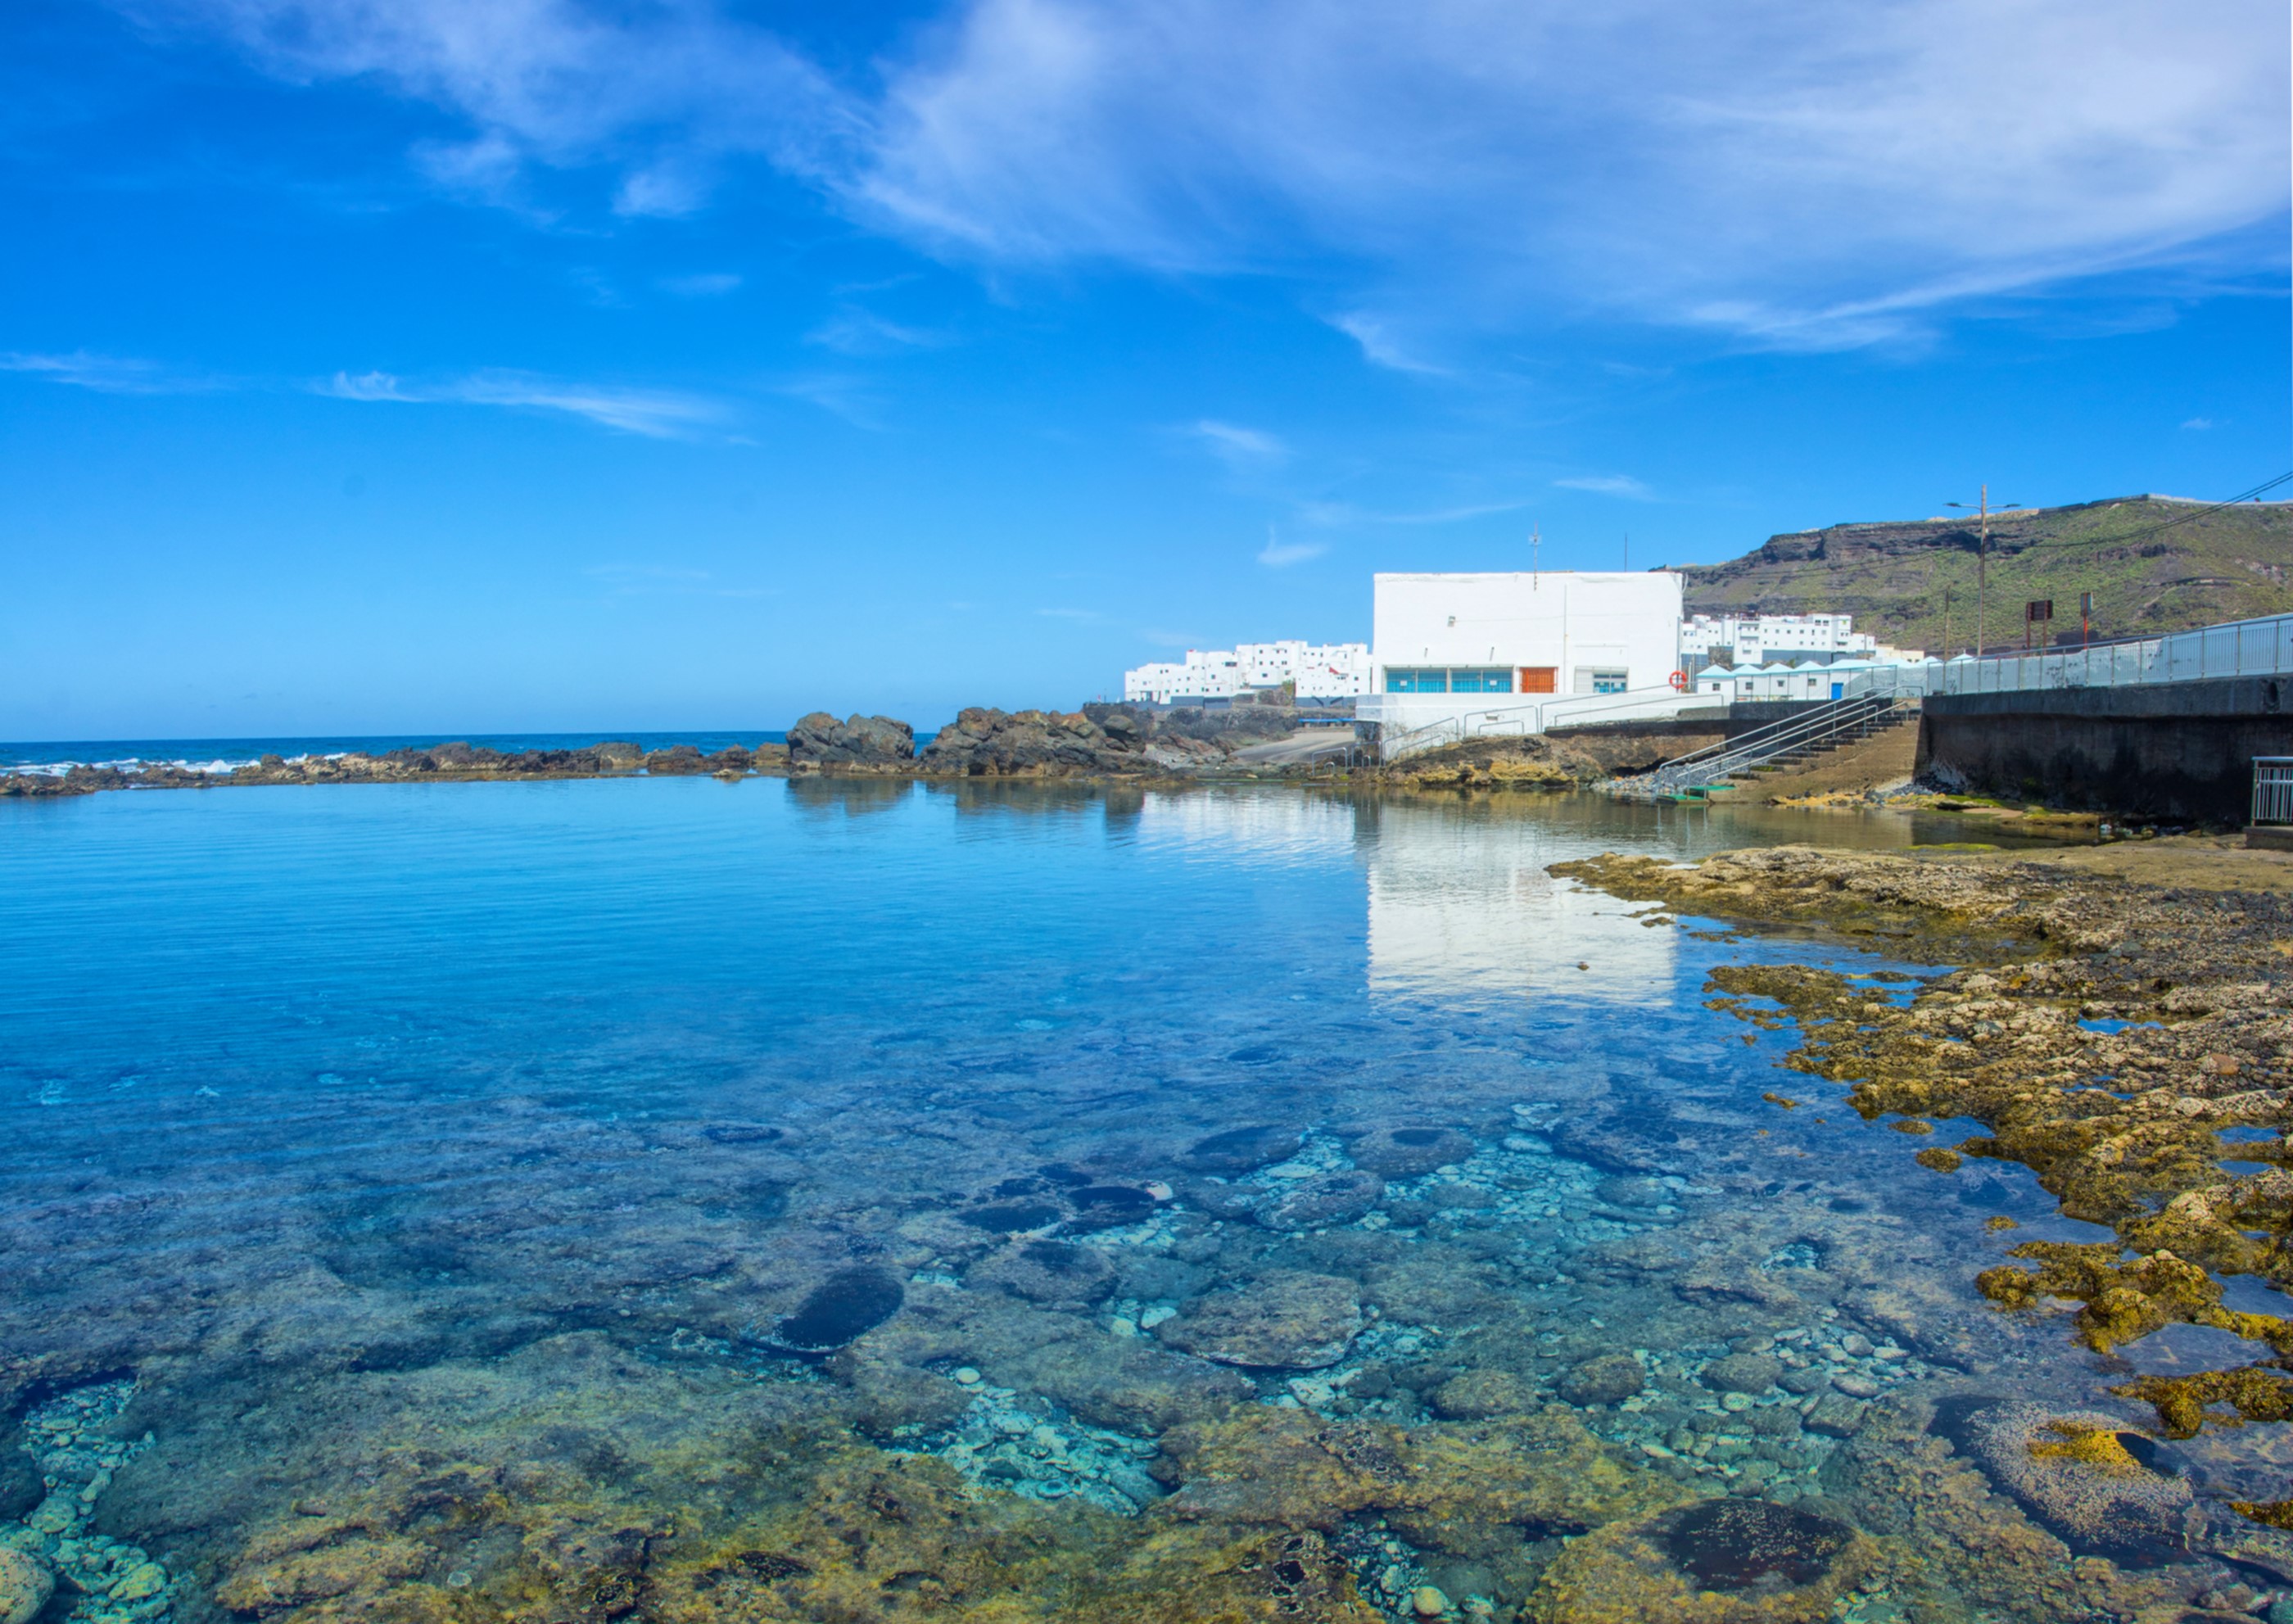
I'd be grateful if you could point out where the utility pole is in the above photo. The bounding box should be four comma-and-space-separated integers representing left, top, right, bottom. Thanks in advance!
1974, 483, 1989, 656
1945, 486, 2019, 656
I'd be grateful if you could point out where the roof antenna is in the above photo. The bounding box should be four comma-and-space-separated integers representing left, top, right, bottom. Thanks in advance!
1531, 524, 1541, 589
1623, 531, 1629, 572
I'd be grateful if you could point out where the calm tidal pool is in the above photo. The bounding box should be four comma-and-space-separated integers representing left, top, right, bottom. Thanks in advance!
0, 780, 2268, 1623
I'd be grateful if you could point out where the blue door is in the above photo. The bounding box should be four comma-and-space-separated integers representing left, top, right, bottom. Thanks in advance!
1829, 681, 1843, 699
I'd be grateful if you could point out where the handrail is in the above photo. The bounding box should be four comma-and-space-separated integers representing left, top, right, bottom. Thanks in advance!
1608, 691, 1915, 802
1374, 685, 1709, 762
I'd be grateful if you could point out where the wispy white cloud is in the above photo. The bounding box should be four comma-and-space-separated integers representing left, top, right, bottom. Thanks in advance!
0, 351, 220, 394
1257, 530, 1325, 568
852, 0, 2288, 349
1036, 606, 1104, 622
1298, 498, 1527, 528
1554, 473, 1654, 500
658, 272, 743, 297
1187, 418, 1286, 464
153, 0, 854, 210
2182, 417, 2215, 431
137, 0, 2288, 352
1327, 314, 1446, 376
807, 307, 944, 355
771, 372, 887, 428
319, 369, 724, 437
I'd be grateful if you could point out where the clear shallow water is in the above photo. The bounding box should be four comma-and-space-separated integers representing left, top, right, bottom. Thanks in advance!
0, 783, 2267, 1623
0, 730, 792, 772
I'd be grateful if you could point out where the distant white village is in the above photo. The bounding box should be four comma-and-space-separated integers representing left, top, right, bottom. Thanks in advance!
1123, 571, 1926, 715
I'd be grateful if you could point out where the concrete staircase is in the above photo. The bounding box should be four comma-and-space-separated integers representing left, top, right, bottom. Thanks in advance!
1607, 695, 1918, 803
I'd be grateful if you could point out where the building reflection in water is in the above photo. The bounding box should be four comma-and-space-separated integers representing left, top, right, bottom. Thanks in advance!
1129, 788, 1677, 1005
1364, 801, 1677, 1005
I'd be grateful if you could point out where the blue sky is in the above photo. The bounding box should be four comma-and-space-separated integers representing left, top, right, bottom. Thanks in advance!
3, 0, 2288, 739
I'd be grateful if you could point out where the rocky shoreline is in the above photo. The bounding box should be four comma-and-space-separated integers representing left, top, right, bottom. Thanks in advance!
1553, 843, 2293, 1522
2, 703, 1385, 799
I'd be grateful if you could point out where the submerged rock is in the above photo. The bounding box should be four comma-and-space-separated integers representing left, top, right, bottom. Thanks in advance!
1255, 1170, 1384, 1232
0, 1430, 38, 1522
1431, 1368, 1544, 1419
971, 1240, 1118, 1309
1558, 1354, 1647, 1408
1062, 1184, 1157, 1232
958, 1201, 1065, 1234
1937, 1397, 2196, 1563
1156, 1271, 1364, 1368
1180, 1124, 1302, 1174
1348, 1126, 1475, 1179
0, 1550, 52, 1624
764, 1265, 906, 1354
1528, 1496, 1868, 1624
1701, 1353, 1783, 1396
1658, 1499, 1854, 1590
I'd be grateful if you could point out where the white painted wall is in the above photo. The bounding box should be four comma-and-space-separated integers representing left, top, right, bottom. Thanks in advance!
1372, 572, 1683, 694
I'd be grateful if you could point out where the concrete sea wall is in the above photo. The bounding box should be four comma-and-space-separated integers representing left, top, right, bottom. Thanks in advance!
1919, 678, 2293, 824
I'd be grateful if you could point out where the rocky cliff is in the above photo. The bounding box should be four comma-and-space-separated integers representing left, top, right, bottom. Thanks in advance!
1676, 494, 2293, 656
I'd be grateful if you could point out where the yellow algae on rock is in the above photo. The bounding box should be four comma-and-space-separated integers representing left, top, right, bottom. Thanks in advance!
2113, 1365, 2293, 1439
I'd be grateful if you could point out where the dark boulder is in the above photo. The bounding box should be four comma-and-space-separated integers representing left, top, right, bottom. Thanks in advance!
786, 712, 916, 771
762, 1265, 905, 1354
917, 708, 1145, 777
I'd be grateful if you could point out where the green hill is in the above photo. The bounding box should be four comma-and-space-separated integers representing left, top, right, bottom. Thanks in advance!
1675, 495, 2293, 657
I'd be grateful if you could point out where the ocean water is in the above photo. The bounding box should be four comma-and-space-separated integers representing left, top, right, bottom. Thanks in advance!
0, 781, 2263, 1623
0, 731, 793, 772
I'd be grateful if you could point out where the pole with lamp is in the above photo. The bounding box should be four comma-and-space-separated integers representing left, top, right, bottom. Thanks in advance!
1944, 486, 2021, 655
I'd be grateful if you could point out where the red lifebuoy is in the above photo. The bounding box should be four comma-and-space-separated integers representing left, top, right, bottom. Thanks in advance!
1668, 670, 1689, 692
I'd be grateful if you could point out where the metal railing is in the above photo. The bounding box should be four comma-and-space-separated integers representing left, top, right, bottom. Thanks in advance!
1872, 611, 2293, 698
1611, 692, 1915, 802
1373, 685, 1709, 763
2255, 758, 2293, 826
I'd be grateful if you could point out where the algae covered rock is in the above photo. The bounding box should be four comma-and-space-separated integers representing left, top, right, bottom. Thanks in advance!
1701, 1353, 1784, 1396
1557, 1353, 1646, 1408
0, 1550, 53, 1624
1937, 1397, 2196, 1563
1255, 1170, 1384, 1232
971, 1240, 1118, 1309
1431, 1368, 1544, 1419
1347, 1125, 1476, 1178
1157, 1405, 1680, 1544
1156, 1270, 1364, 1368
1526, 1497, 1870, 1624
1179, 1124, 1301, 1174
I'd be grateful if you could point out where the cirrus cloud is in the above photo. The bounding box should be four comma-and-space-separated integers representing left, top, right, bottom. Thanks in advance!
124, 0, 2291, 353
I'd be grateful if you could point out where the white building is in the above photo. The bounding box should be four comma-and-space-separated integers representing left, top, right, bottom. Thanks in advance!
1124, 640, 1372, 705
1370, 571, 1683, 697
1359, 571, 1692, 748
1680, 613, 1877, 667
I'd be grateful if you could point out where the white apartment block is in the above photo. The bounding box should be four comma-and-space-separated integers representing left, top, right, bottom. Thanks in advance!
1680, 613, 1877, 666
1124, 640, 1373, 705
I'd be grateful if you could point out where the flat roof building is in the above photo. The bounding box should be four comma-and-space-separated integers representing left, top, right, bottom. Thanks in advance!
1372, 571, 1684, 697
1124, 640, 1371, 705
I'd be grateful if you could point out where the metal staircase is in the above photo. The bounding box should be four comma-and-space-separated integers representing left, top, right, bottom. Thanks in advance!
1607, 694, 1917, 803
